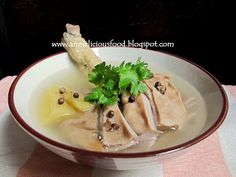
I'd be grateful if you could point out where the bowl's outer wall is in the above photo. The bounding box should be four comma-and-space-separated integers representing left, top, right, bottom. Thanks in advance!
8, 48, 228, 170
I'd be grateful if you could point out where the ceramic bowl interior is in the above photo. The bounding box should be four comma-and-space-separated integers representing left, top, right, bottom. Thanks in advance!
9, 47, 228, 170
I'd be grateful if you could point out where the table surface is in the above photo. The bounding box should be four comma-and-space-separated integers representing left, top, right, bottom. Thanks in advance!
0, 76, 235, 177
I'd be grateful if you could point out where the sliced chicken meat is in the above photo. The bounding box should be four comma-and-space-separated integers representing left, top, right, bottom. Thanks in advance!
100, 105, 138, 151
59, 110, 104, 151
122, 93, 158, 135
144, 74, 187, 130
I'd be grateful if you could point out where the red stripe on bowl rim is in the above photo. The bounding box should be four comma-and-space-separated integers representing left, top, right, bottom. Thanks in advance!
8, 47, 228, 158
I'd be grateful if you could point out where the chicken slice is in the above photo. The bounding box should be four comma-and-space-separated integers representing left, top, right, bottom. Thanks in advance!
122, 93, 158, 135
59, 111, 104, 151
144, 74, 187, 129
100, 105, 138, 151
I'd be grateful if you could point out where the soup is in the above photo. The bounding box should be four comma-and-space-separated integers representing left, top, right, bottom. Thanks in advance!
30, 63, 207, 152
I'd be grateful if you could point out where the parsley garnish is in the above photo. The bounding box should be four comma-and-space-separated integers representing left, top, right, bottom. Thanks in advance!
85, 58, 153, 105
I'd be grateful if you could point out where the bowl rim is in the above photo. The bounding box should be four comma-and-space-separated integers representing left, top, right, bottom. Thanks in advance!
8, 47, 228, 158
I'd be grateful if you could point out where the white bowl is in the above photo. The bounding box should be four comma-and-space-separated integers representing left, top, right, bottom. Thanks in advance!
8, 47, 228, 170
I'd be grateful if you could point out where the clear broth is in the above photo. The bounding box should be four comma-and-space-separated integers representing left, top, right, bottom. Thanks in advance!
30, 65, 207, 152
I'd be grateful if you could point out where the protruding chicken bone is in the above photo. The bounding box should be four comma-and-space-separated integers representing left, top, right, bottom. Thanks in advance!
62, 24, 102, 77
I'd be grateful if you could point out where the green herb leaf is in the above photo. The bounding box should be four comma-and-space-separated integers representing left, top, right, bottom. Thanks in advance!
130, 82, 147, 95
85, 58, 153, 105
